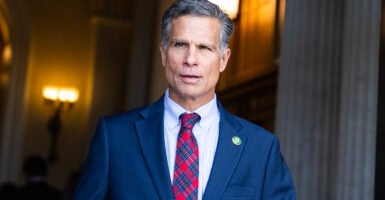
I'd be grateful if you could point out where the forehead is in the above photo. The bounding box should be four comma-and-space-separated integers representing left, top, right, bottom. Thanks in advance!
169, 15, 221, 43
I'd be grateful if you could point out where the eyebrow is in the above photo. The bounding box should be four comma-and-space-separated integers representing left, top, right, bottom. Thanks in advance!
170, 39, 217, 50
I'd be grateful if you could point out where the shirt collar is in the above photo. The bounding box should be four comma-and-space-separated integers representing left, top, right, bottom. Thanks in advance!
164, 89, 219, 131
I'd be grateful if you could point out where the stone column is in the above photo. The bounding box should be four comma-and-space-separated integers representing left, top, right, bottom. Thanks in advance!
275, 0, 381, 199
84, 1, 134, 154
149, 0, 175, 102
125, 0, 159, 108
335, 0, 381, 199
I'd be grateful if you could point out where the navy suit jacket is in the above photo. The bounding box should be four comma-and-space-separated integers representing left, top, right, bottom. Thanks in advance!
73, 96, 296, 199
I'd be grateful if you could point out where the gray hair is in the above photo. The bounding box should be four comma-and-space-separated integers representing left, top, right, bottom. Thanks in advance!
161, 0, 234, 53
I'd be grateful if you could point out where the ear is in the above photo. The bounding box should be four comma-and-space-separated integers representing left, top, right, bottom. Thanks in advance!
219, 48, 231, 72
159, 43, 166, 67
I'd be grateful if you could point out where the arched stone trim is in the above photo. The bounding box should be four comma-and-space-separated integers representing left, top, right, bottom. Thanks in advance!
0, 0, 30, 183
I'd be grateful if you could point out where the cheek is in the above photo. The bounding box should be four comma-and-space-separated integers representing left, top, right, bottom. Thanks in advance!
165, 51, 182, 68
163, 58, 179, 83
207, 60, 223, 76
205, 66, 221, 84
164, 66, 176, 82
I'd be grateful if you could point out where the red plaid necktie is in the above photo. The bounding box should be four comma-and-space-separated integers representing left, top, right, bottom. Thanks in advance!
173, 112, 201, 200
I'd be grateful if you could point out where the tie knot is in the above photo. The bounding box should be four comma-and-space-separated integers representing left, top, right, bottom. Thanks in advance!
180, 112, 200, 129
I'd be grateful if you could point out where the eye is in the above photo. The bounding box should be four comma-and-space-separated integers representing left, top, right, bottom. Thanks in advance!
174, 41, 187, 48
198, 45, 212, 51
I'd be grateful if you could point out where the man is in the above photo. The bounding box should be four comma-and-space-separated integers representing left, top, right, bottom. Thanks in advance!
73, 0, 296, 199
19, 155, 63, 200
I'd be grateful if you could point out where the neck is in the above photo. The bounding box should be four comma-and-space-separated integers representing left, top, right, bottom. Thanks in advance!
169, 93, 215, 111
28, 176, 45, 183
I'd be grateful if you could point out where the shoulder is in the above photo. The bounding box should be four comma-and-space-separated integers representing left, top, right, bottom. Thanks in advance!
100, 95, 165, 125
100, 106, 146, 124
234, 115, 275, 138
219, 105, 278, 142
18, 182, 63, 199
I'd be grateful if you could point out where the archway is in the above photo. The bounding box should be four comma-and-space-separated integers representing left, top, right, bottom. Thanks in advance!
0, 0, 30, 183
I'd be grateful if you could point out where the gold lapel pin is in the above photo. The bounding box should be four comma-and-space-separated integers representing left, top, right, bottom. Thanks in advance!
232, 136, 242, 145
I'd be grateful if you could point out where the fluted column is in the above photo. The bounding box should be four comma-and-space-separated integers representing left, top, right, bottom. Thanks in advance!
275, 0, 381, 199
335, 0, 381, 199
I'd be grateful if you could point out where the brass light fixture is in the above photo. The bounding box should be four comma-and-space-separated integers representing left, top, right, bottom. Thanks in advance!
42, 86, 79, 163
208, 0, 240, 20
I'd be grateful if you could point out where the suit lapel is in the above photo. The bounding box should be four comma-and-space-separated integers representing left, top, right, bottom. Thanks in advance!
135, 98, 246, 200
203, 105, 246, 200
135, 97, 174, 199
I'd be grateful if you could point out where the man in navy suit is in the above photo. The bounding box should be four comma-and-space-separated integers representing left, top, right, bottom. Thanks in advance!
73, 0, 296, 199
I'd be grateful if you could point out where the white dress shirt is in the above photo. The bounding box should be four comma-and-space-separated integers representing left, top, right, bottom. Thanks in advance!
163, 89, 220, 200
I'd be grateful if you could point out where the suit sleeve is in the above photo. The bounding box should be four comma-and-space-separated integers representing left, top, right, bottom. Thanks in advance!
262, 137, 296, 199
73, 118, 110, 200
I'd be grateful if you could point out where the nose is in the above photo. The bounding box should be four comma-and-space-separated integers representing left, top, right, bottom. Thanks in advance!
184, 46, 197, 67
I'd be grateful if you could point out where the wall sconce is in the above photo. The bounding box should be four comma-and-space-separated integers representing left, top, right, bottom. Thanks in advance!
42, 86, 79, 163
209, 0, 240, 20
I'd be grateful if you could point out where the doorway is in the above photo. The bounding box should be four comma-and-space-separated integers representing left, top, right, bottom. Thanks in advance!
375, 1, 385, 199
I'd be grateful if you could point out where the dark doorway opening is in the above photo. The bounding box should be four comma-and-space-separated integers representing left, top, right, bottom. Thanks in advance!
375, 1, 385, 199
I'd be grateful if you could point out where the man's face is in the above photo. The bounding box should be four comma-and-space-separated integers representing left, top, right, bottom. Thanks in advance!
160, 15, 231, 109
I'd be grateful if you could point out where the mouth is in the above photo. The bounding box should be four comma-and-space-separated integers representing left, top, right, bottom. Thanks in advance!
180, 74, 201, 83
